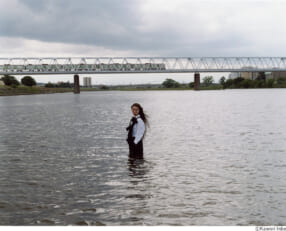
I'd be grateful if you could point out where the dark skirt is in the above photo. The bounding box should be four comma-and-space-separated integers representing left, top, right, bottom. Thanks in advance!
128, 137, 143, 159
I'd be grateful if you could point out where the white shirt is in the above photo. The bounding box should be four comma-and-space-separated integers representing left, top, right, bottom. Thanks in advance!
132, 114, 146, 144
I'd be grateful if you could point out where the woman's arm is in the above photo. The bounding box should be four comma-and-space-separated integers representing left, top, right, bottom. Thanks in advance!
134, 119, 145, 144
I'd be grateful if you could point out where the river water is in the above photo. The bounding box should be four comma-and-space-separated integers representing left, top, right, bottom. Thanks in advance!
0, 89, 286, 225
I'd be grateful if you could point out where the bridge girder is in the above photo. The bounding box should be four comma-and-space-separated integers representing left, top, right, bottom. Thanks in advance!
0, 57, 286, 75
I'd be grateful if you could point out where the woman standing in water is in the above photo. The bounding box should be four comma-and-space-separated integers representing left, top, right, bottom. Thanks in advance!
126, 103, 148, 159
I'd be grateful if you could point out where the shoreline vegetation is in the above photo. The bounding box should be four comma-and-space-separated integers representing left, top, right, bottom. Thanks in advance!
1, 74, 286, 96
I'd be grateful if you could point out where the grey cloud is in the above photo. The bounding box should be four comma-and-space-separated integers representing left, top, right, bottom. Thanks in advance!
0, 0, 285, 56
1, 0, 141, 47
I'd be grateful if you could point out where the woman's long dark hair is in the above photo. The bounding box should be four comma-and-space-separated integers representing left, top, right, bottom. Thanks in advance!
131, 103, 149, 135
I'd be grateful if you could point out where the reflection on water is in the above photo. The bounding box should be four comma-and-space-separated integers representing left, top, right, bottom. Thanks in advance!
1, 89, 286, 225
128, 157, 147, 178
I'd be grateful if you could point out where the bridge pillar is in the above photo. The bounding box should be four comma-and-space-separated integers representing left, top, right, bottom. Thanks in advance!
74, 74, 80, 94
194, 72, 200, 90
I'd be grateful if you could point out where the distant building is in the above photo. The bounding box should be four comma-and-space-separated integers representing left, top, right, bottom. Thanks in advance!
272, 71, 286, 80
228, 66, 274, 80
83, 77, 92, 88
0, 80, 4, 86
229, 71, 284, 80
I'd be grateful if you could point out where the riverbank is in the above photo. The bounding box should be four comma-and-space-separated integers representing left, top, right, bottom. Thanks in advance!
0, 85, 220, 96
2, 84, 285, 96
0, 85, 73, 96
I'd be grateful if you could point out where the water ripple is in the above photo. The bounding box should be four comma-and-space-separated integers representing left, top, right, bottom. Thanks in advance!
1, 90, 286, 225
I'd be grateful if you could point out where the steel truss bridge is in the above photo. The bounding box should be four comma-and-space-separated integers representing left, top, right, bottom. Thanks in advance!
1, 57, 286, 75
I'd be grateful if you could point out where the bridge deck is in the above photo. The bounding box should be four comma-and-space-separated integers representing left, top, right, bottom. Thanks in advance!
1, 57, 286, 75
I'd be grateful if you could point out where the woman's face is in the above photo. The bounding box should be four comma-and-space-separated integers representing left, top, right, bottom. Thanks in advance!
131, 106, 140, 116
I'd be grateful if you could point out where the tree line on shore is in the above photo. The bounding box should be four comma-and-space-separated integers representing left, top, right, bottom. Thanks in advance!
162, 72, 286, 89
0, 75, 73, 88
2, 73, 286, 90
0, 75, 36, 87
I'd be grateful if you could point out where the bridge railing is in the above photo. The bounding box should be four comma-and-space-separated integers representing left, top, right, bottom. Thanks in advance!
1, 57, 286, 74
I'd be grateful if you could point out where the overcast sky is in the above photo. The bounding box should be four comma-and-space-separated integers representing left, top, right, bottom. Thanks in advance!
1, 0, 285, 83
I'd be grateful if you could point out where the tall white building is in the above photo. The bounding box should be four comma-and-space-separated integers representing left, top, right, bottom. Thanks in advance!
83, 77, 92, 88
